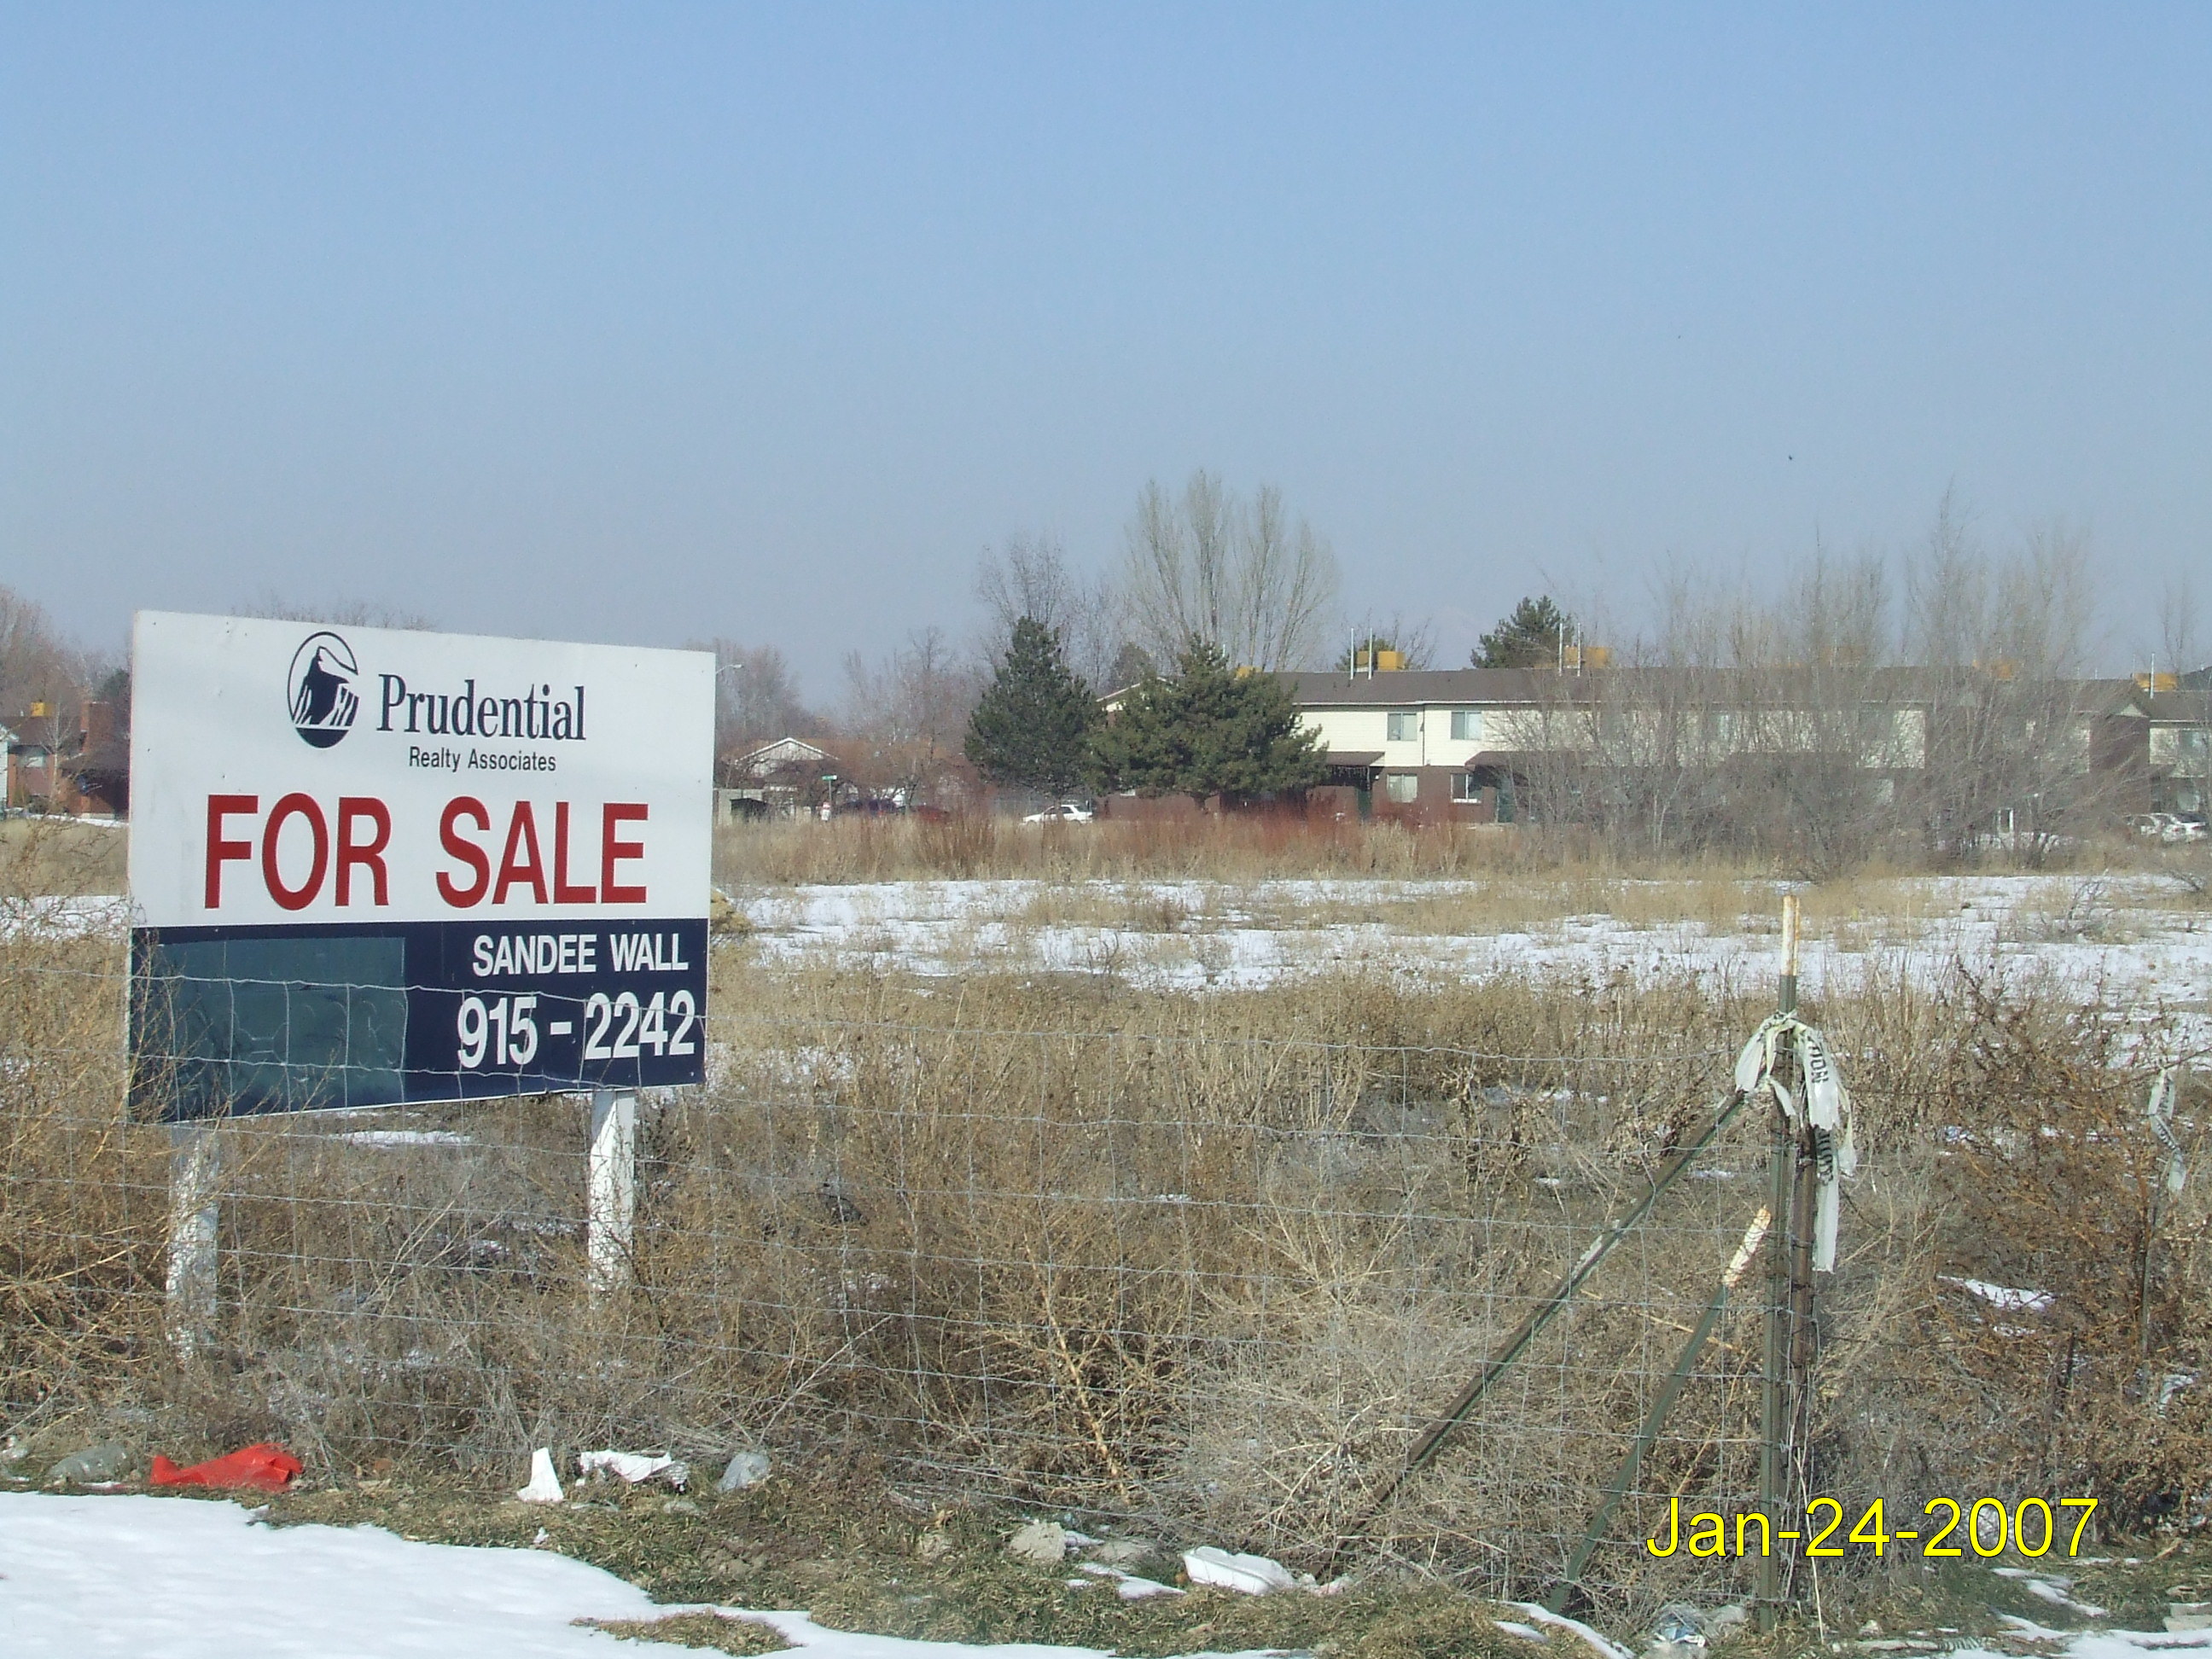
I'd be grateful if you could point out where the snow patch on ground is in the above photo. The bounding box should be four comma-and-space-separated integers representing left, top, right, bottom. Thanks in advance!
724, 872, 2212, 1015
0, 1492, 1284, 1658
1962, 1636, 2212, 1659
0, 894, 130, 939
1942, 1276, 2057, 1314
0, 1491, 661, 1657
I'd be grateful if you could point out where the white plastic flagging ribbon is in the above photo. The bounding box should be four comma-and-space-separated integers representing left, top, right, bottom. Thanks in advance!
2147, 1067, 2187, 1197
1733, 1013, 1858, 1272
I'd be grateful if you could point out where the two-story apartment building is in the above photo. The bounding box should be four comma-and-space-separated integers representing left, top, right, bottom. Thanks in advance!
2145, 690, 2212, 817
1282, 666, 2154, 828
1281, 668, 1558, 820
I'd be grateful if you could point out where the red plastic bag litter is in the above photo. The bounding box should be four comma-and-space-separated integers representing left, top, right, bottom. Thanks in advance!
149, 1442, 302, 1492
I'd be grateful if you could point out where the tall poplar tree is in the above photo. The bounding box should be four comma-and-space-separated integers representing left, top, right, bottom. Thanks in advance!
963, 616, 1099, 797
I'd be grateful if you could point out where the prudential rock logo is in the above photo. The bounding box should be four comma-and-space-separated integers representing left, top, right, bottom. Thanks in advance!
287, 632, 360, 748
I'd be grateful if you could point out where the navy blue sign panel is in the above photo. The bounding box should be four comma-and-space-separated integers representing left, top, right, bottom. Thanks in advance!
130, 919, 707, 1120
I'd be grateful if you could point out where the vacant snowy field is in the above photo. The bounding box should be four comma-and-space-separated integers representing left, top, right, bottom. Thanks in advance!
14, 861, 2208, 1007
727, 870, 2212, 1005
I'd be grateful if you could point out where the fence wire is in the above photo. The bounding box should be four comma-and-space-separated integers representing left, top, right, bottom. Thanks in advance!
9, 935, 2203, 1619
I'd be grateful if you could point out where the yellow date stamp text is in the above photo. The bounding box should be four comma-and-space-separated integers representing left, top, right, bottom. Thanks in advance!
1645, 1495, 2097, 1558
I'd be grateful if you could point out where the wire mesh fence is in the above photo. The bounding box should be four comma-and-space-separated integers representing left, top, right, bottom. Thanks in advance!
6, 919, 2209, 1620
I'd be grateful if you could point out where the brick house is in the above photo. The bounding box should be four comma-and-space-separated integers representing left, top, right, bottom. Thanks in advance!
4, 700, 129, 817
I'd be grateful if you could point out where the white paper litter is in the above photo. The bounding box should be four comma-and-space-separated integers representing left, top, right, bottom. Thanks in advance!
578, 1449, 687, 1487
2148, 1068, 2189, 1196
1181, 1545, 1296, 1595
515, 1447, 564, 1504
1076, 1561, 1184, 1601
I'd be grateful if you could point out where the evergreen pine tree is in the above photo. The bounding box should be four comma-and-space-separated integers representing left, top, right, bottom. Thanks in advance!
1473, 595, 1576, 668
963, 616, 1099, 797
1087, 637, 1324, 803
1105, 641, 1156, 690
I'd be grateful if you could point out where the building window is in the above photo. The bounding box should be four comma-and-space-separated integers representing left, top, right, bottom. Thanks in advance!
1386, 709, 1418, 742
1450, 708, 1480, 742
1451, 771, 1481, 803
1383, 772, 1419, 804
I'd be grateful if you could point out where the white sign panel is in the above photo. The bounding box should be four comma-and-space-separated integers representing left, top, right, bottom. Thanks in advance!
128, 612, 713, 1118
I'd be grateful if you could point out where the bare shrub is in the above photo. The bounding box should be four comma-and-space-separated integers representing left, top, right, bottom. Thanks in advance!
1815, 972, 2212, 1531
0, 885, 156, 1427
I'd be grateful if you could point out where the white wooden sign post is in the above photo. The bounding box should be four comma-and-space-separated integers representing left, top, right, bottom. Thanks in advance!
587, 1088, 638, 1299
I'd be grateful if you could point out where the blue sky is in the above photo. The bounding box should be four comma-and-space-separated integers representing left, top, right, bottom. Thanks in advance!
4, 5, 2209, 684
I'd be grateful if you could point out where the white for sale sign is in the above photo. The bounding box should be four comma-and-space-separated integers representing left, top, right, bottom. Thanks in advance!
128, 612, 713, 1119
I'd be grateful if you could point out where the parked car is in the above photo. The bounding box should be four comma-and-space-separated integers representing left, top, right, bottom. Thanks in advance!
2131, 812, 2209, 844
1022, 802, 1096, 824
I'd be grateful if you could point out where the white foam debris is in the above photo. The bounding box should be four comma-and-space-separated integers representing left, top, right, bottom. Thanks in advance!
1181, 1545, 1298, 1595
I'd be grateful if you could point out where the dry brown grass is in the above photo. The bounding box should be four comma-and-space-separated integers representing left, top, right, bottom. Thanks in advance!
0, 816, 126, 896
0, 901, 150, 1424
4, 888, 2209, 1615
578, 1612, 789, 1654
713, 811, 2184, 892
719, 814, 1590, 888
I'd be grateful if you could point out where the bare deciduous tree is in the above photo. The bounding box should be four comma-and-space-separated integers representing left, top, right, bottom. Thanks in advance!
1502, 501, 2119, 875
1123, 470, 1338, 671
696, 639, 816, 756
975, 532, 1124, 692
2157, 573, 2200, 682
237, 595, 439, 632
841, 627, 986, 805
1507, 545, 1906, 874
1906, 502, 2106, 860
0, 585, 79, 719
1336, 611, 1439, 671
